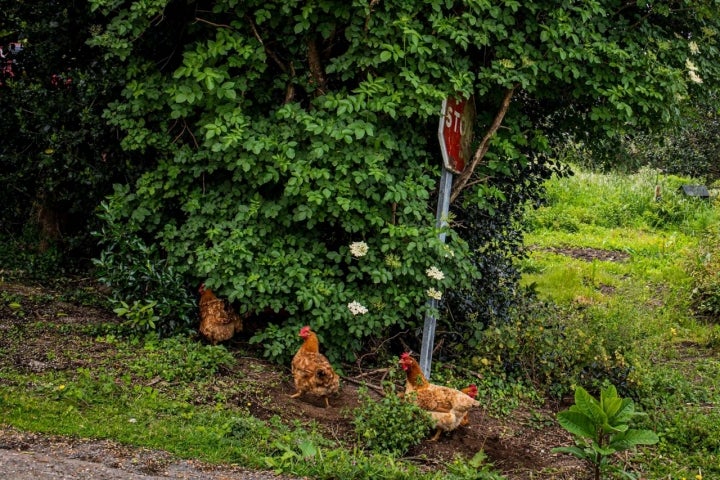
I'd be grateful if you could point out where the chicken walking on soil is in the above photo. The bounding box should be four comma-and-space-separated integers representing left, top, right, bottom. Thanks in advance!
399, 352, 480, 441
198, 284, 244, 345
290, 326, 340, 408
460, 384, 478, 426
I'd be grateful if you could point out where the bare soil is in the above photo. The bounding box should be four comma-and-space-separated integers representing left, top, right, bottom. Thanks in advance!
0, 278, 588, 480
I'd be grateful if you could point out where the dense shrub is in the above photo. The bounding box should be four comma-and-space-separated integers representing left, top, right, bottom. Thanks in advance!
468, 295, 636, 399
440, 156, 567, 357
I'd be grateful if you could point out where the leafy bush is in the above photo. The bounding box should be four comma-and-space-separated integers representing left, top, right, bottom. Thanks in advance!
469, 295, 636, 399
688, 223, 720, 322
442, 156, 566, 358
92, 198, 196, 336
632, 100, 720, 184
353, 385, 433, 456
113, 300, 160, 334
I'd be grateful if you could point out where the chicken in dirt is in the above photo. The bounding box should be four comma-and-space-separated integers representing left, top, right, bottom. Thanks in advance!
198, 283, 244, 345
290, 326, 340, 408
460, 384, 478, 426
399, 352, 479, 441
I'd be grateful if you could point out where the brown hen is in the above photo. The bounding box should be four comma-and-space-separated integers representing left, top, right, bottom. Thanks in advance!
399, 352, 479, 441
198, 283, 243, 345
460, 384, 478, 426
290, 326, 340, 408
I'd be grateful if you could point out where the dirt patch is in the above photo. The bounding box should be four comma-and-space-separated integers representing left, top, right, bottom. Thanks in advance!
540, 246, 630, 263
0, 280, 585, 479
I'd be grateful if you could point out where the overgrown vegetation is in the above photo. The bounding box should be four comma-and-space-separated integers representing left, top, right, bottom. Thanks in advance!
515, 166, 720, 478
0, 3, 135, 262
1, 166, 720, 479
3, 1, 720, 478
63, 0, 719, 365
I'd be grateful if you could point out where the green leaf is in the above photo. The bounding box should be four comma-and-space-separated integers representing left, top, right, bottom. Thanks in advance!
556, 411, 596, 440
600, 384, 622, 418
551, 446, 589, 460
610, 429, 659, 449
574, 386, 606, 427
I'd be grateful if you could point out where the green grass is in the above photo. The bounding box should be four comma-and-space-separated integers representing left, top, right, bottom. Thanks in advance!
0, 348, 475, 480
521, 165, 720, 479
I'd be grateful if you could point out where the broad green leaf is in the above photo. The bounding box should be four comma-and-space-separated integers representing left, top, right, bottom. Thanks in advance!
610, 429, 659, 449
556, 411, 596, 440
601, 385, 623, 419
550, 446, 588, 460
574, 387, 606, 427
612, 398, 636, 424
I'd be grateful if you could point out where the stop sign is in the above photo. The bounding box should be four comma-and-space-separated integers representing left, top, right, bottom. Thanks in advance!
438, 96, 476, 174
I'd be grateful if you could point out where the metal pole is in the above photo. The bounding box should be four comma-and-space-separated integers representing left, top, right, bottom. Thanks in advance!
419, 166, 453, 379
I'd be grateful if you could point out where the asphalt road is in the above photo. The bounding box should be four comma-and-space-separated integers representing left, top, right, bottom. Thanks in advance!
0, 449, 298, 480
0, 428, 300, 480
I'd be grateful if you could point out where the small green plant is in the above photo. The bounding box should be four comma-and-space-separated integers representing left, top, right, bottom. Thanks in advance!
444, 451, 507, 479
553, 384, 659, 480
113, 300, 159, 333
352, 384, 434, 457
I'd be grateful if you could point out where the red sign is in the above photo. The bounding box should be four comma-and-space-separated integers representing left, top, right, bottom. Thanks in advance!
438, 96, 476, 174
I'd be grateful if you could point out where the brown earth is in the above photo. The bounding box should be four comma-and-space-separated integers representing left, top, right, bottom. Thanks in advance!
0, 279, 588, 480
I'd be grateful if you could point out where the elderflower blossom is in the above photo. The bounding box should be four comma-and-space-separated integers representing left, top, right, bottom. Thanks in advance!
689, 41, 700, 55
426, 266, 445, 281
347, 301, 368, 315
686, 58, 698, 71
689, 70, 703, 84
349, 241, 369, 258
426, 288, 443, 300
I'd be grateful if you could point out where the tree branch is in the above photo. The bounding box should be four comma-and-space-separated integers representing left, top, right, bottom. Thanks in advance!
194, 17, 232, 29
245, 16, 288, 73
450, 85, 517, 203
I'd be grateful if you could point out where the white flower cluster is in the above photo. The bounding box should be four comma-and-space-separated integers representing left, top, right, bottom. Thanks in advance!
686, 58, 703, 84
426, 288, 442, 301
349, 241, 369, 258
689, 41, 700, 55
348, 301, 368, 315
426, 266, 445, 281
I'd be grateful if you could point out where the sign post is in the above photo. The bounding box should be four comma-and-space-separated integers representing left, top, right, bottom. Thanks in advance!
419, 96, 475, 379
